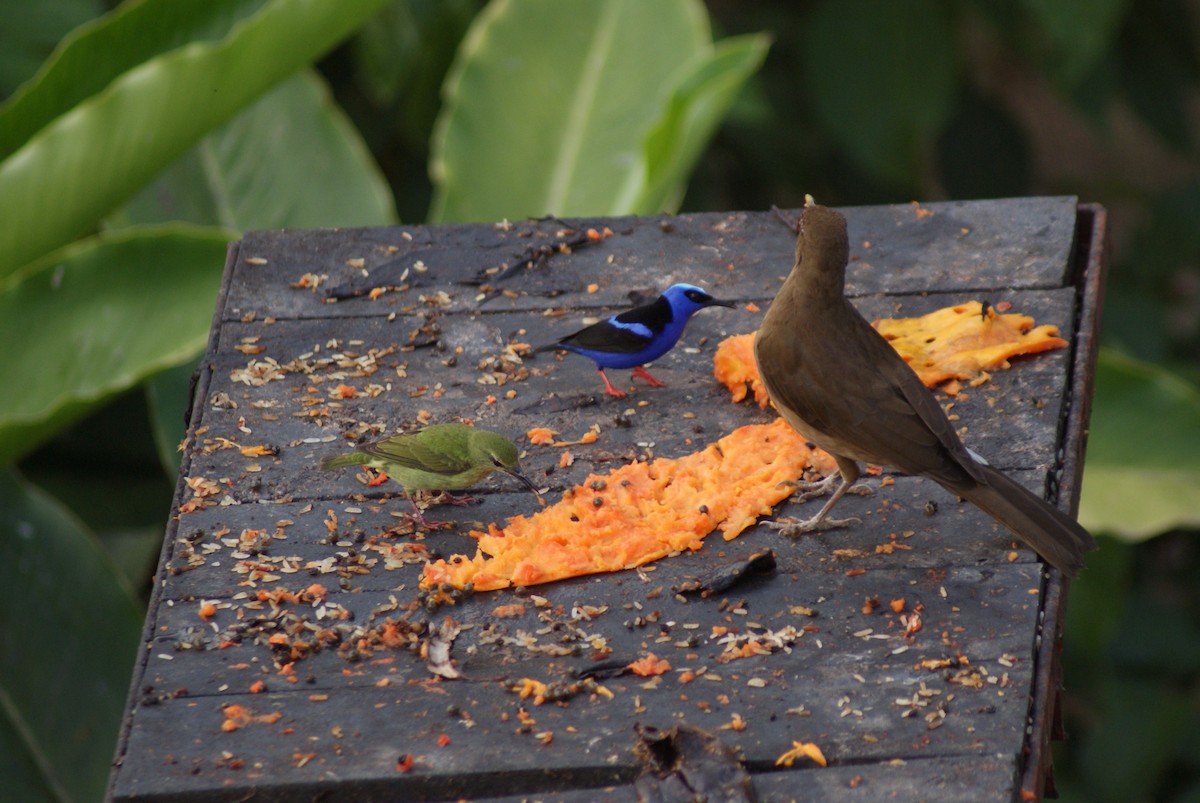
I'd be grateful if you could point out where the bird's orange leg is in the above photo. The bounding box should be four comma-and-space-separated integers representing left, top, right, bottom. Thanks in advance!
631, 365, 666, 387
597, 368, 627, 398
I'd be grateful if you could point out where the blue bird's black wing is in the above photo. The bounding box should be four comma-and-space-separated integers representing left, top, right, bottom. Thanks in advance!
558, 296, 672, 355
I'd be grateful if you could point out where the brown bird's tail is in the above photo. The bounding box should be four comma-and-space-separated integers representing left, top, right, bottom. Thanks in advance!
958, 465, 1097, 577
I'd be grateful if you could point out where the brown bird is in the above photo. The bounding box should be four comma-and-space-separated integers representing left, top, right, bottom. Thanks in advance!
753, 198, 1097, 576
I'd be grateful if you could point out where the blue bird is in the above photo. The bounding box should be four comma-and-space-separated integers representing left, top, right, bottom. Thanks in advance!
536, 283, 735, 397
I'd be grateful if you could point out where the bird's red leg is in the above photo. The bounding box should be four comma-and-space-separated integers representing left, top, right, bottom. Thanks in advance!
597, 368, 626, 398
631, 365, 665, 387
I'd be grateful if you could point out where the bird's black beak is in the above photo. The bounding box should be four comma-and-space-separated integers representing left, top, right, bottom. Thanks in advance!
504, 468, 546, 505
710, 297, 737, 309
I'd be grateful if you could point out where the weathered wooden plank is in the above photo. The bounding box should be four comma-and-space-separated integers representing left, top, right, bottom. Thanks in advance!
120, 557, 1039, 799
220, 197, 1078, 322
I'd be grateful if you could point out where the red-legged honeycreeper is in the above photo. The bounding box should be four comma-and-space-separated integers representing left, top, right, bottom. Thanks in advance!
321, 424, 541, 523
752, 198, 1096, 577
535, 283, 735, 397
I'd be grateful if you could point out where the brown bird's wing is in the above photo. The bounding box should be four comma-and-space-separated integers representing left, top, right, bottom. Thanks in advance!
360, 433, 472, 477
861, 312, 991, 489
756, 298, 985, 490
844, 310, 1095, 574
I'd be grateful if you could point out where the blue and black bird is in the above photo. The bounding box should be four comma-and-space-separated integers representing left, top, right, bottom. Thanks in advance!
535, 283, 735, 397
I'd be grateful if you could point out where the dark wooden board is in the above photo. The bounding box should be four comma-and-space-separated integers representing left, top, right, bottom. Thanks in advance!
109, 197, 1102, 802
219, 196, 1078, 323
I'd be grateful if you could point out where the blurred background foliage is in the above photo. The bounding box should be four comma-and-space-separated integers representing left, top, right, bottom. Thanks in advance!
1, 0, 1198, 800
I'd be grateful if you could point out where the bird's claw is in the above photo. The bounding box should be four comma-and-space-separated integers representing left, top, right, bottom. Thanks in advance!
434, 490, 479, 506
776, 473, 842, 503
631, 366, 666, 388
404, 511, 452, 530
765, 514, 862, 537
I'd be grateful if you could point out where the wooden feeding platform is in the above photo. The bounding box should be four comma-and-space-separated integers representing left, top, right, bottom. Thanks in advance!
108, 196, 1106, 802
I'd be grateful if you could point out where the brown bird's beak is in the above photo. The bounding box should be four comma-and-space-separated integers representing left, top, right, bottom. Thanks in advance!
504, 468, 546, 506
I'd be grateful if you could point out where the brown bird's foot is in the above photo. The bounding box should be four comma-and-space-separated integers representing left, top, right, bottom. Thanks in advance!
765, 513, 862, 537
776, 472, 842, 504
631, 365, 666, 388
778, 475, 874, 504
768, 471, 868, 536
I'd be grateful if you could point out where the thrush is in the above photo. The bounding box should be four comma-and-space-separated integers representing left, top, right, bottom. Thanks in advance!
535, 283, 735, 397
753, 199, 1096, 576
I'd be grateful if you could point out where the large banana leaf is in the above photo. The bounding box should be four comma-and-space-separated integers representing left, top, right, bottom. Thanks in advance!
0, 468, 142, 802
0, 0, 391, 277
430, 0, 768, 222
0, 227, 231, 466
803, 0, 957, 188
1079, 349, 1200, 540
113, 70, 397, 230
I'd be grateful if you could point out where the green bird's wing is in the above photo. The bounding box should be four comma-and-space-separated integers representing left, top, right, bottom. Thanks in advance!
360, 433, 472, 477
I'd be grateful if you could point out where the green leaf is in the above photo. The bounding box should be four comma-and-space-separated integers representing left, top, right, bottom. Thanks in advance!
1079, 349, 1200, 540
1022, 0, 1130, 89
1061, 536, 1132, 674
111, 70, 397, 230
803, 0, 958, 188
145, 362, 197, 478
430, 0, 750, 222
1115, 0, 1200, 152
352, 0, 479, 118
632, 34, 770, 213
0, 468, 142, 803
0, 0, 266, 159
0, 720, 58, 803
1105, 184, 1200, 362
1075, 678, 1191, 802
0, 0, 101, 98
936, 89, 1032, 199
0, 226, 231, 466
0, 0, 391, 277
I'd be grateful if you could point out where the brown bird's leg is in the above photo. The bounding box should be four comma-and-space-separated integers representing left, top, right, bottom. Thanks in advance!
767, 456, 866, 536
631, 365, 666, 388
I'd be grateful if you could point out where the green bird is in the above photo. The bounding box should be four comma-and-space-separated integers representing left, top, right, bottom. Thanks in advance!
321, 423, 541, 524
